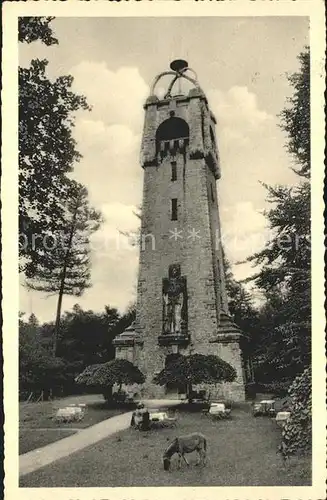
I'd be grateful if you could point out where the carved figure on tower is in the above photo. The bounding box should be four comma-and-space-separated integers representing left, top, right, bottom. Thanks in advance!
162, 264, 187, 335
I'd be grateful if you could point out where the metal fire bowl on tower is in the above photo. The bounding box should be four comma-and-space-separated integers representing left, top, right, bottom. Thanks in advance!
170, 59, 188, 73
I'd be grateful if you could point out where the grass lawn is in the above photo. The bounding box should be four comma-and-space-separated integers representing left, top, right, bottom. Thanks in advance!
19, 429, 78, 455
20, 402, 311, 487
19, 394, 131, 455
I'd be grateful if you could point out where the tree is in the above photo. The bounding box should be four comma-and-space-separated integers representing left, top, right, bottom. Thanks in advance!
245, 47, 310, 382
19, 17, 59, 45
26, 182, 102, 355
246, 182, 310, 295
73, 363, 103, 385
75, 359, 145, 398
279, 367, 311, 459
279, 48, 310, 178
244, 186, 311, 383
19, 17, 90, 276
55, 304, 121, 366
253, 295, 310, 385
153, 353, 236, 401
31, 304, 134, 386
19, 313, 68, 399
224, 254, 259, 336
19, 305, 137, 398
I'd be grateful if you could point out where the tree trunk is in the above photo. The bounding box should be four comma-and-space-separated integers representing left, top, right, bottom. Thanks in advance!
103, 386, 113, 402
43, 388, 51, 401
53, 204, 79, 356
187, 382, 193, 403
53, 281, 65, 356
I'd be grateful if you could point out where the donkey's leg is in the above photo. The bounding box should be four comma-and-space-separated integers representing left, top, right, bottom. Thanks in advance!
182, 454, 190, 466
177, 454, 182, 469
196, 448, 205, 466
202, 448, 207, 466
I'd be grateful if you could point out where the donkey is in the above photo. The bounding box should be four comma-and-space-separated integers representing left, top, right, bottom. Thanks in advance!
163, 432, 207, 471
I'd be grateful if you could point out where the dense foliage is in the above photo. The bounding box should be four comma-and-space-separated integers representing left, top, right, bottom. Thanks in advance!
19, 17, 104, 355
279, 367, 311, 459
279, 49, 310, 178
25, 183, 101, 296
19, 17, 91, 279
19, 305, 135, 399
75, 359, 145, 391
19, 313, 68, 398
245, 47, 310, 385
25, 182, 102, 353
224, 254, 259, 336
153, 353, 236, 399
19, 17, 58, 45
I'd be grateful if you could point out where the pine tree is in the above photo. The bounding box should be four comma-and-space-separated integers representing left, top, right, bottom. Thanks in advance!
26, 182, 102, 355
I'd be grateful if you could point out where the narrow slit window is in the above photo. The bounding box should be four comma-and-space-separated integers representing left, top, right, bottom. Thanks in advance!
171, 162, 177, 181
171, 198, 178, 221
210, 184, 215, 202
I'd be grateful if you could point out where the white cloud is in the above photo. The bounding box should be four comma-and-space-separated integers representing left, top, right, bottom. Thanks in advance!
208, 85, 293, 222
70, 62, 149, 131
208, 85, 274, 154
90, 202, 140, 253
71, 118, 142, 208
101, 202, 139, 232
75, 120, 140, 154
224, 201, 267, 236
209, 85, 273, 130
221, 201, 268, 263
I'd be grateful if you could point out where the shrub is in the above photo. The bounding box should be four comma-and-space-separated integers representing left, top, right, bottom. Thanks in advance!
261, 380, 291, 397
75, 359, 145, 395
279, 367, 311, 458
245, 382, 260, 400
153, 353, 236, 401
245, 380, 291, 400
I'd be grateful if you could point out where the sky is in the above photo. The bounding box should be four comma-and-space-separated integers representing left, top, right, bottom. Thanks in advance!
19, 16, 309, 322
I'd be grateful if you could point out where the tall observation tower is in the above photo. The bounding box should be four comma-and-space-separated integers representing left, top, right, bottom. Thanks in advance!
113, 61, 250, 401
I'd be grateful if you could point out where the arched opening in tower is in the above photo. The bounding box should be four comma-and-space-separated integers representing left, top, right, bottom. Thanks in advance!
156, 117, 189, 159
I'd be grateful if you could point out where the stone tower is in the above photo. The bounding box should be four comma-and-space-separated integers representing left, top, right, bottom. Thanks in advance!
114, 60, 250, 402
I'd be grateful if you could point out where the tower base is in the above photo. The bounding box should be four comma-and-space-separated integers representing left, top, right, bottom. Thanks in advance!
113, 313, 247, 403
119, 379, 245, 402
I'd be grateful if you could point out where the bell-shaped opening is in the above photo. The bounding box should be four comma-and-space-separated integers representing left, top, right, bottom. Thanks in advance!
156, 117, 189, 142
156, 117, 189, 158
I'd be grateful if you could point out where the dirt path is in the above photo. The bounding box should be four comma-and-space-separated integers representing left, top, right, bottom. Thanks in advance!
19, 399, 180, 477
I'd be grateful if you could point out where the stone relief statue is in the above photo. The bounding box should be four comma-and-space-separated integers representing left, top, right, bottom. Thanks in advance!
162, 264, 187, 335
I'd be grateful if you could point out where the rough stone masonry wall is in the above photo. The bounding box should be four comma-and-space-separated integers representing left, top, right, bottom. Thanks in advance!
135, 155, 221, 397
181, 156, 220, 357
133, 94, 245, 401
204, 341, 246, 401
136, 101, 221, 397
